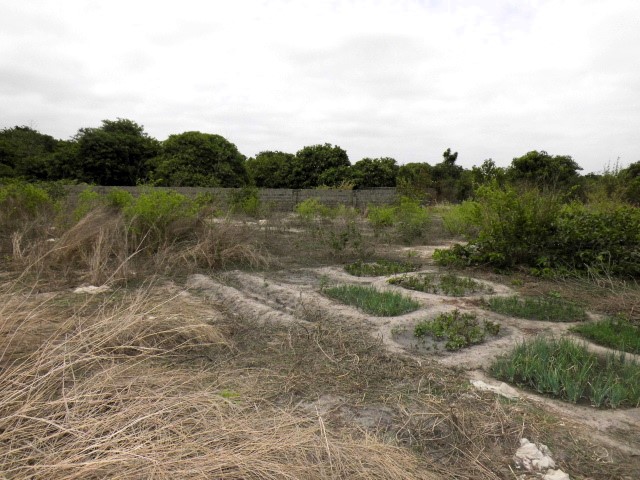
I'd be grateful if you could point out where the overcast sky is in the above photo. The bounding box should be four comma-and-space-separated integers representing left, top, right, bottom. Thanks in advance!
1, 0, 638, 172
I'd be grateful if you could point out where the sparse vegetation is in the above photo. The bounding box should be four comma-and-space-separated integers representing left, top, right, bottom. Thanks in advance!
491, 336, 640, 408
323, 284, 420, 316
367, 197, 430, 242
414, 310, 500, 351
344, 259, 417, 277
389, 272, 492, 296
486, 295, 587, 322
571, 315, 640, 354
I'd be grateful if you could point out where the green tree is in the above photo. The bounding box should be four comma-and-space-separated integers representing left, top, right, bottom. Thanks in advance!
509, 150, 583, 191
0, 126, 58, 180
397, 162, 433, 202
289, 143, 350, 188
317, 165, 354, 188
351, 157, 398, 188
471, 159, 506, 186
621, 161, 640, 205
431, 148, 465, 201
70, 119, 160, 185
151, 131, 249, 187
245, 150, 295, 188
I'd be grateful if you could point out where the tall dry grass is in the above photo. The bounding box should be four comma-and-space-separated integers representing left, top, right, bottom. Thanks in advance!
0, 283, 436, 479
7, 208, 269, 287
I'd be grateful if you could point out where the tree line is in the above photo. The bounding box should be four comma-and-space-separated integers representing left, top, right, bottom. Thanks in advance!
1, 118, 638, 203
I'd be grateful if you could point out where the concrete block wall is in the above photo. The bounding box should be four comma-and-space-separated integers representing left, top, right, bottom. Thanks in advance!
63, 186, 399, 211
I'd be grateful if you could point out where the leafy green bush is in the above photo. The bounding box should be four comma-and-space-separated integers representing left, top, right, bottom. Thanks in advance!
486, 295, 586, 322
571, 316, 640, 354
73, 187, 102, 221
440, 200, 480, 237
551, 202, 640, 276
0, 181, 53, 219
295, 198, 332, 220
324, 284, 420, 316
105, 188, 134, 210
395, 197, 430, 241
344, 259, 417, 277
414, 310, 500, 351
433, 184, 640, 276
230, 187, 263, 217
491, 337, 640, 408
123, 189, 200, 246
367, 205, 396, 228
366, 197, 429, 242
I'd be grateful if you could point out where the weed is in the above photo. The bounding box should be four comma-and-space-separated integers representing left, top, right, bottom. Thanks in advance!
491, 336, 640, 408
389, 273, 492, 296
571, 315, 640, 354
414, 310, 500, 351
295, 198, 332, 220
344, 259, 417, 277
105, 188, 134, 210
366, 197, 430, 242
73, 187, 102, 221
230, 186, 264, 217
367, 205, 396, 228
323, 284, 420, 316
486, 295, 587, 322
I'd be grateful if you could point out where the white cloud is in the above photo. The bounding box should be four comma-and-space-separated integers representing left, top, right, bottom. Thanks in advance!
0, 0, 638, 171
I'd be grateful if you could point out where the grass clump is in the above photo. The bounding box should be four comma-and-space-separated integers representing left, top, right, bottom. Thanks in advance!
491, 337, 640, 408
486, 295, 587, 322
414, 310, 500, 351
323, 284, 420, 316
571, 315, 640, 354
344, 259, 417, 277
389, 273, 492, 296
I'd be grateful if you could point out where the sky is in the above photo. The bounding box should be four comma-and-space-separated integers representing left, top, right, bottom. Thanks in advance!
1, 0, 639, 173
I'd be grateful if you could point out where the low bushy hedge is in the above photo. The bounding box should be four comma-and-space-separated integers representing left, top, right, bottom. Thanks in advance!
435, 184, 640, 277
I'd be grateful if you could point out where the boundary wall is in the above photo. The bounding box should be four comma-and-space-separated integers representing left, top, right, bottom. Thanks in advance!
64, 186, 399, 211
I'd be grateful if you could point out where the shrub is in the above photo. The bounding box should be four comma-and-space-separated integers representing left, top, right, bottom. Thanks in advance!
551, 202, 640, 276
105, 188, 134, 210
73, 187, 102, 221
0, 181, 53, 219
229, 187, 263, 217
366, 197, 430, 242
433, 184, 640, 276
395, 197, 430, 242
441, 200, 480, 237
123, 189, 201, 246
414, 310, 500, 351
491, 337, 640, 408
295, 198, 332, 220
367, 205, 396, 228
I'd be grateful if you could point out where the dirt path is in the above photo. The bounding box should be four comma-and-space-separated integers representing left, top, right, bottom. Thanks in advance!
185, 264, 640, 457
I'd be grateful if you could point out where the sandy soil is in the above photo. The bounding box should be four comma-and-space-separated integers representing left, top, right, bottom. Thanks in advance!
185, 260, 640, 457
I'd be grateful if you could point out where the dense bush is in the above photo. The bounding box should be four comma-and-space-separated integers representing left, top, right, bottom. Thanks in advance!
366, 197, 429, 242
434, 184, 640, 277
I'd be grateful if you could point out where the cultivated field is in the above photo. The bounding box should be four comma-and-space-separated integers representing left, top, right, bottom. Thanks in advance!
1, 190, 639, 479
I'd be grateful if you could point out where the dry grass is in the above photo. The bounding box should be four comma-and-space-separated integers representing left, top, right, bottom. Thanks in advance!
6, 209, 269, 287
2, 205, 640, 479
0, 281, 436, 480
